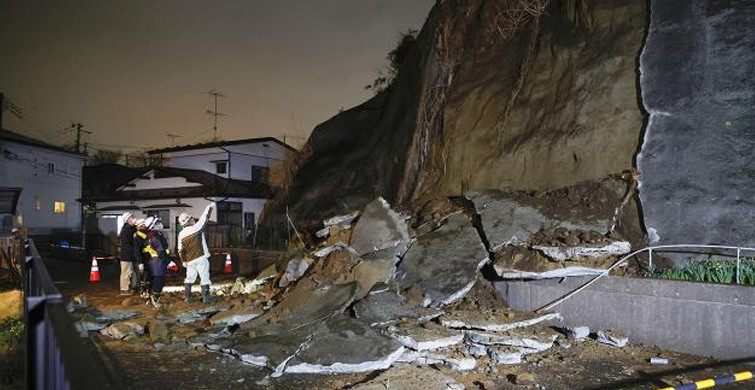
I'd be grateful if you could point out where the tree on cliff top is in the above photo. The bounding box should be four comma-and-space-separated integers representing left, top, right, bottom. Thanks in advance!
365, 28, 418, 93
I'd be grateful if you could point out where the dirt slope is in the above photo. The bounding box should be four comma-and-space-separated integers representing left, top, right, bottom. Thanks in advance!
258, 0, 647, 248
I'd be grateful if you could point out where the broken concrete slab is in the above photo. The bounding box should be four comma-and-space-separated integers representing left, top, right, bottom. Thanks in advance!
209, 304, 264, 326
242, 280, 357, 336
386, 322, 464, 351
465, 330, 558, 352
352, 289, 441, 327
441, 311, 561, 332
279, 256, 313, 287
596, 330, 629, 347
533, 241, 631, 262
284, 315, 406, 374
487, 346, 523, 365
217, 325, 313, 374
395, 213, 488, 308
564, 326, 590, 340
352, 364, 465, 390
95, 310, 139, 323
100, 322, 145, 339
466, 190, 611, 250
497, 267, 605, 280
324, 211, 360, 230
175, 306, 229, 324
349, 197, 410, 256
396, 350, 476, 371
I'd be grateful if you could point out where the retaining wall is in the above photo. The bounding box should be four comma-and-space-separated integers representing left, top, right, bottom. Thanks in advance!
495, 276, 755, 359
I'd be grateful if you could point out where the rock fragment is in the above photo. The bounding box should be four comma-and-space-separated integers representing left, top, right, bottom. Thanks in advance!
564, 326, 590, 340
352, 289, 441, 327
386, 322, 464, 351
440, 311, 561, 332
285, 315, 405, 374
596, 330, 629, 347
349, 197, 410, 256
352, 364, 465, 390
100, 322, 145, 339
395, 213, 488, 308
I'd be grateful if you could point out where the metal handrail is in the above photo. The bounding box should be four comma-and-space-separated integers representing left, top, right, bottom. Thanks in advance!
640, 244, 755, 285
24, 238, 118, 390
536, 243, 755, 313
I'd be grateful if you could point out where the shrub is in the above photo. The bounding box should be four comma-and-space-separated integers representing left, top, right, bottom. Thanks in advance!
652, 257, 755, 286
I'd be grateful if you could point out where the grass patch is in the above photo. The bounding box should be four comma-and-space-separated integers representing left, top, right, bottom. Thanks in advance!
0, 315, 24, 389
651, 258, 755, 286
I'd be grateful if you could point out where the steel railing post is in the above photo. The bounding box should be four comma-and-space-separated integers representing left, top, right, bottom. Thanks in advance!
736, 248, 741, 285
648, 248, 654, 272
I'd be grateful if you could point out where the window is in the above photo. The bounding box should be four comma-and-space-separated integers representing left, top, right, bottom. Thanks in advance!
146, 209, 170, 228
53, 201, 66, 214
214, 161, 228, 174
48, 163, 55, 174
217, 202, 242, 226
251, 166, 269, 183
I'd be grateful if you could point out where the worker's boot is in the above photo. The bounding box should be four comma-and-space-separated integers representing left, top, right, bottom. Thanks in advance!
150, 293, 163, 309
184, 284, 193, 303
201, 285, 214, 304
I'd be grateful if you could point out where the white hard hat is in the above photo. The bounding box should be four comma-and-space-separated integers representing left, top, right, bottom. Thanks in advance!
122, 212, 134, 221
178, 212, 192, 226
135, 218, 146, 227
144, 216, 155, 229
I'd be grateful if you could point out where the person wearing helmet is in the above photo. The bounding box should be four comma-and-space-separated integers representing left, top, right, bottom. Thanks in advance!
133, 218, 151, 296
177, 203, 216, 303
118, 212, 138, 295
144, 218, 169, 308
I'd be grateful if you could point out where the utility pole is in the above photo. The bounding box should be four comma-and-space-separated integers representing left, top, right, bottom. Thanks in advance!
166, 133, 182, 145
71, 123, 92, 153
204, 89, 226, 141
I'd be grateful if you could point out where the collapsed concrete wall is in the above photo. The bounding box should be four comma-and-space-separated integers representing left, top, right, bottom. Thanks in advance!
637, 0, 755, 247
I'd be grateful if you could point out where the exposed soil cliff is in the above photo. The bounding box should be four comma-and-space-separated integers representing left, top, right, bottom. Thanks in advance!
258, 0, 648, 248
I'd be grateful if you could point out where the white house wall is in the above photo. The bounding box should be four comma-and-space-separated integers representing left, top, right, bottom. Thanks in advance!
161, 142, 289, 181
0, 141, 84, 234
95, 196, 266, 249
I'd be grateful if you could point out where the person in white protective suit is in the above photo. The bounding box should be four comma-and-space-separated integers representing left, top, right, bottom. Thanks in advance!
177, 203, 216, 303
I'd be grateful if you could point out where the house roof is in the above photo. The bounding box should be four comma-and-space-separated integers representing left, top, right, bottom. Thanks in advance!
83, 166, 273, 202
83, 163, 148, 198
0, 129, 86, 156
146, 136, 297, 155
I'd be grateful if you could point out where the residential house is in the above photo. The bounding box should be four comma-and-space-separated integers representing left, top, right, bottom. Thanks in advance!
147, 136, 294, 184
0, 129, 85, 235
85, 137, 293, 250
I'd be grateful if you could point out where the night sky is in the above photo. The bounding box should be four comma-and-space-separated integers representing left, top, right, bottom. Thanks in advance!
0, 0, 433, 151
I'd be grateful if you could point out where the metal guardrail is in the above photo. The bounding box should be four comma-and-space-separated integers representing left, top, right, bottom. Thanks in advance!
24, 238, 118, 390
537, 244, 755, 313
640, 244, 755, 285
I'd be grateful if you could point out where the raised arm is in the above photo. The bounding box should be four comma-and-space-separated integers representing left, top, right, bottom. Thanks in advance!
194, 203, 216, 231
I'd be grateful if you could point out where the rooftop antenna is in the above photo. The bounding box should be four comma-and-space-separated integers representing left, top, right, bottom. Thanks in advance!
204, 89, 226, 141
166, 133, 182, 145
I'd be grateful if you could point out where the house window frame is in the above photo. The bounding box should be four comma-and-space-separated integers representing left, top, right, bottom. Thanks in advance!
251, 165, 270, 183
53, 201, 66, 214
213, 160, 228, 174
48, 162, 55, 174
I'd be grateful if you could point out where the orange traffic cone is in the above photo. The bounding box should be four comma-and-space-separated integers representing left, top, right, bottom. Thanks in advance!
89, 257, 100, 282
223, 253, 233, 274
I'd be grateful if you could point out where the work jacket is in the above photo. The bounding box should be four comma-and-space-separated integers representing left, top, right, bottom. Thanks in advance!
133, 229, 150, 264
118, 224, 136, 262
178, 203, 214, 263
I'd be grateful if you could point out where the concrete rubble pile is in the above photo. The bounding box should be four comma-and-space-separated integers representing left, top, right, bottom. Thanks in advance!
466, 188, 634, 280
68, 195, 635, 386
